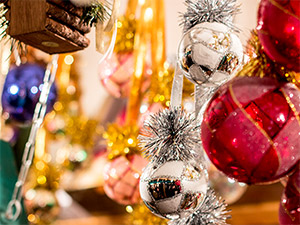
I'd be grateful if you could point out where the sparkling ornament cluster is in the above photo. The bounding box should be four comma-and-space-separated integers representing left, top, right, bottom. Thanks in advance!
139, 107, 200, 164
181, 0, 240, 32
169, 189, 229, 225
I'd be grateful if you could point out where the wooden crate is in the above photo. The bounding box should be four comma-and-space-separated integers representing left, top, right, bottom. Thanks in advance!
6, 0, 90, 54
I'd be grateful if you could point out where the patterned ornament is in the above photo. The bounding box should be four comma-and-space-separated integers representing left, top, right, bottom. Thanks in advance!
201, 76, 300, 184
139, 160, 208, 220
279, 163, 300, 225
1, 63, 57, 123
178, 0, 243, 87
103, 154, 148, 205
178, 22, 243, 87
139, 107, 209, 219
257, 0, 300, 72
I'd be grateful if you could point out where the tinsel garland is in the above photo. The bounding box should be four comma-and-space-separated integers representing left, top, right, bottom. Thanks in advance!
103, 123, 141, 160
168, 189, 230, 225
138, 107, 200, 164
181, 0, 240, 32
236, 30, 300, 88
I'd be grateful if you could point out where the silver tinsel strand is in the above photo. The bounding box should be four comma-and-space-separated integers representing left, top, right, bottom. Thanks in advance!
138, 107, 200, 164
168, 189, 230, 225
181, 0, 240, 32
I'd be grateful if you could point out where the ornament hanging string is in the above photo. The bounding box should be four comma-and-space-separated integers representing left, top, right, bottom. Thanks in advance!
95, 0, 120, 54
2, 54, 59, 222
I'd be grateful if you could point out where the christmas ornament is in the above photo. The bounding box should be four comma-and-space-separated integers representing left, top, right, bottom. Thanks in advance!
99, 53, 135, 98
257, 0, 300, 72
103, 123, 148, 204
99, 15, 137, 98
103, 154, 148, 205
208, 164, 247, 204
171, 0, 243, 121
24, 188, 60, 225
279, 163, 300, 225
201, 76, 300, 184
2, 63, 57, 123
178, 21, 243, 87
139, 159, 208, 220
178, 0, 243, 87
168, 189, 229, 225
139, 107, 208, 220
0, 0, 109, 54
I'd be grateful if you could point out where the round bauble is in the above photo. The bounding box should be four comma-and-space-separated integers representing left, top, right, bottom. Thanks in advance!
279, 163, 300, 225
201, 76, 300, 184
99, 53, 134, 98
178, 22, 243, 87
103, 154, 148, 205
257, 0, 300, 72
139, 160, 208, 220
1, 63, 57, 123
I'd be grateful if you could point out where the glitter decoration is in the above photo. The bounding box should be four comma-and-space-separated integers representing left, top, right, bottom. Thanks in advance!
169, 189, 229, 225
138, 107, 200, 164
201, 76, 300, 184
103, 123, 141, 160
127, 204, 168, 225
139, 160, 208, 220
181, 0, 240, 33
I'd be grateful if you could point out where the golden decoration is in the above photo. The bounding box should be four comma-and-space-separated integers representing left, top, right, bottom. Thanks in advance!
148, 63, 194, 107
114, 15, 136, 53
126, 204, 168, 225
236, 30, 300, 89
103, 123, 141, 160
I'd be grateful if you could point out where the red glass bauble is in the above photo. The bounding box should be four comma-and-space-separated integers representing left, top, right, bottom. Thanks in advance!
257, 0, 300, 72
201, 76, 300, 184
279, 163, 300, 224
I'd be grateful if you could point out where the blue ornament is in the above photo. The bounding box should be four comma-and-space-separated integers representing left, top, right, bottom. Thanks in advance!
1, 63, 57, 123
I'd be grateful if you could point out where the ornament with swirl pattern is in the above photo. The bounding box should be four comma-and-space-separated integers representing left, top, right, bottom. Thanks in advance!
178, 0, 243, 87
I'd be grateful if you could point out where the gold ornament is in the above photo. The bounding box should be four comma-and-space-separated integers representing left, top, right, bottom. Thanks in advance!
126, 204, 168, 225
237, 30, 300, 89
103, 123, 140, 160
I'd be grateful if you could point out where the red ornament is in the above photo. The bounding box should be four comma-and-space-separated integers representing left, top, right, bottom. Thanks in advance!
201, 76, 300, 184
279, 163, 300, 224
257, 0, 300, 72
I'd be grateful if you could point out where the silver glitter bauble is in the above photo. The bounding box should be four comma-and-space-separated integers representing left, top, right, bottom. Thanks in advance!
178, 22, 243, 87
139, 160, 208, 220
